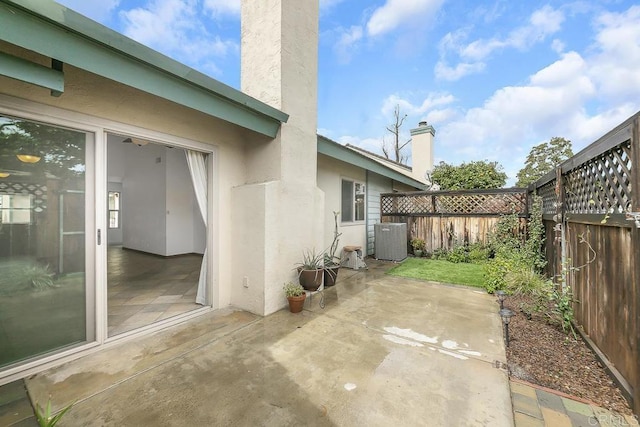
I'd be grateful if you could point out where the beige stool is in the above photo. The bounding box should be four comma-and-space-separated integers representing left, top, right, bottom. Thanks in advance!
341, 246, 367, 270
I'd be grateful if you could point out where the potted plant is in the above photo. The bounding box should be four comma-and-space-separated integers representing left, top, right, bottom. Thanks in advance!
283, 281, 306, 313
323, 211, 342, 287
411, 237, 425, 257
296, 248, 324, 291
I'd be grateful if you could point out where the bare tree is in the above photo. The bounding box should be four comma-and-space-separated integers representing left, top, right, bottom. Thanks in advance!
382, 105, 411, 164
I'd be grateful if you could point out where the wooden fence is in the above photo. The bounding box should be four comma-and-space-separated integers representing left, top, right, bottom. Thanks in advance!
380, 188, 528, 252
533, 112, 640, 415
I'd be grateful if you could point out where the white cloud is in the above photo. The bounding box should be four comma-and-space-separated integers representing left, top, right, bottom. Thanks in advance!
424, 108, 458, 125
333, 26, 364, 63
56, 0, 120, 21
120, 0, 237, 76
203, 0, 240, 16
529, 52, 588, 87
588, 5, 640, 103
551, 39, 565, 54
460, 5, 564, 61
366, 0, 445, 37
199, 0, 343, 17
441, 53, 595, 148
431, 26, 639, 184
338, 135, 385, 156
434, 61, 486, 81
435, 5, 565, 81
382, 93, 456, 117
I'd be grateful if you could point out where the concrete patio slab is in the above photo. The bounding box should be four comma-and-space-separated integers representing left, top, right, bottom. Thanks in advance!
25, 260, 513, 426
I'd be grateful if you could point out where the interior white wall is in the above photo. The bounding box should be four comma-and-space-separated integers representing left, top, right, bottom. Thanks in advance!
107, 137, 203, 257
121, 143, 167, 255
165, 148, 199, 256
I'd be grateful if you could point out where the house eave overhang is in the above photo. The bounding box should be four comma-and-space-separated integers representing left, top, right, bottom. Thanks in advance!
318, 135, 426, 190
0, 0, 288, 138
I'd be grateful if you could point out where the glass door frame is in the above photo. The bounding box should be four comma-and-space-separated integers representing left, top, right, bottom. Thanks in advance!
0, 94, 217, 385
0, 95, 101, 381
99, 128, 218, 342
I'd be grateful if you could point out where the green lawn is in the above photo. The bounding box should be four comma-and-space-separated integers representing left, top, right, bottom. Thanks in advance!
387, 258, 485, 288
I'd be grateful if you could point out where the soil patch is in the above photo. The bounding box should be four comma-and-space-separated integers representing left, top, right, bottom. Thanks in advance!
503, 294, 632, 415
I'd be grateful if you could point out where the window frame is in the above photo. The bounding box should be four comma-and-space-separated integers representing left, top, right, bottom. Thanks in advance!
107, 191, 120, 229
341, 178, 366, 224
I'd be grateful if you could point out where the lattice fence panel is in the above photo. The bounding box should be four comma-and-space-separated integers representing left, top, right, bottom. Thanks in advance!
537, 180, 557, 215
564, 141, 632, 214
0, 181, 48, 212
381, 191, 527, 215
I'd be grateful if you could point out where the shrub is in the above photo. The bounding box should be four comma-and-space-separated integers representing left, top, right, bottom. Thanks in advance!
432, 248, 449, 260
410, 238, 425, 252
468, 243, 490, 264
549, 286, 578, 338
483, 256, 519, 294
446, 245, 469, 263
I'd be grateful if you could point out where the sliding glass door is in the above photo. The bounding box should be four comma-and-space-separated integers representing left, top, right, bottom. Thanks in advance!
0, 114, 94, 369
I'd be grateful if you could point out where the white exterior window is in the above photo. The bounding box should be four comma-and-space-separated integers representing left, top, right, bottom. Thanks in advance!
341, 179, 365, 223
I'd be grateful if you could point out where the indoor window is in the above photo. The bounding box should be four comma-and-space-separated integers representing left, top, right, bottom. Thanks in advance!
341, 179, 365, 223
108, 191, 120, 228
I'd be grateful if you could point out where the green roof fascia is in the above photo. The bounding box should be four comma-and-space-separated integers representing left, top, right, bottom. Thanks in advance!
318, 135, 426, 190
0, 0, 288, 138
0, 51, 64, 94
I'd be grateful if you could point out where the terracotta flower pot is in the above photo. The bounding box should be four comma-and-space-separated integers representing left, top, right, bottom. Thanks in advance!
287, 294, 306, 313
298, 268, 323, 291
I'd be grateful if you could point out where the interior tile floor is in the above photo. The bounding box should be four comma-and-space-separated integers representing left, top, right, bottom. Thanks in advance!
107, 246, 202, 337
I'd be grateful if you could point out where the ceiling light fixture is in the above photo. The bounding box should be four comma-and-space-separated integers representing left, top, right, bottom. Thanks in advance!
122, 137, 149, 147
16, 154, 41, 163
0, 172, 10, 178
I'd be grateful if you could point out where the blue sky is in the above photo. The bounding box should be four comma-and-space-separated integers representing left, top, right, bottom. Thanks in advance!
56, 0, 640, 185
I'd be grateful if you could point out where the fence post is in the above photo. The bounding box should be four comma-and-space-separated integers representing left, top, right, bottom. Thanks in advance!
631, 116, 640, 417
554, 167, 565, 287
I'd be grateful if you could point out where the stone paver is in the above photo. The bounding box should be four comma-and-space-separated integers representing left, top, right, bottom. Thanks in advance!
511, 379, 638, 427
540, 407, 572, 427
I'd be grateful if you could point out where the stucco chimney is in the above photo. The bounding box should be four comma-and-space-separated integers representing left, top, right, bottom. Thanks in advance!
410, 121, 435, 184
240, 0, 318, 186
233, 0, 323, 316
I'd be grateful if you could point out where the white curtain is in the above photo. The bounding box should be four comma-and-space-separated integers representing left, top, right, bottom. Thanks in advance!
185, 150, 208, 305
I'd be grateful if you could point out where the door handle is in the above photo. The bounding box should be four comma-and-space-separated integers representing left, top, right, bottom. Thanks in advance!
97, 229, 102, 245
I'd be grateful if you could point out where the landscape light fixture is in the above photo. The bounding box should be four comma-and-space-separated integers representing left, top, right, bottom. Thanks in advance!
496, 290, 506, 309
16, 154, 41, 163
499, 308, 515, 347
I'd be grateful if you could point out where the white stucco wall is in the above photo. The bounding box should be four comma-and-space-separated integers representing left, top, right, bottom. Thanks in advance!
317, 154, 367, 253
238, 0, 324, 315
0, 41, 254, 310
